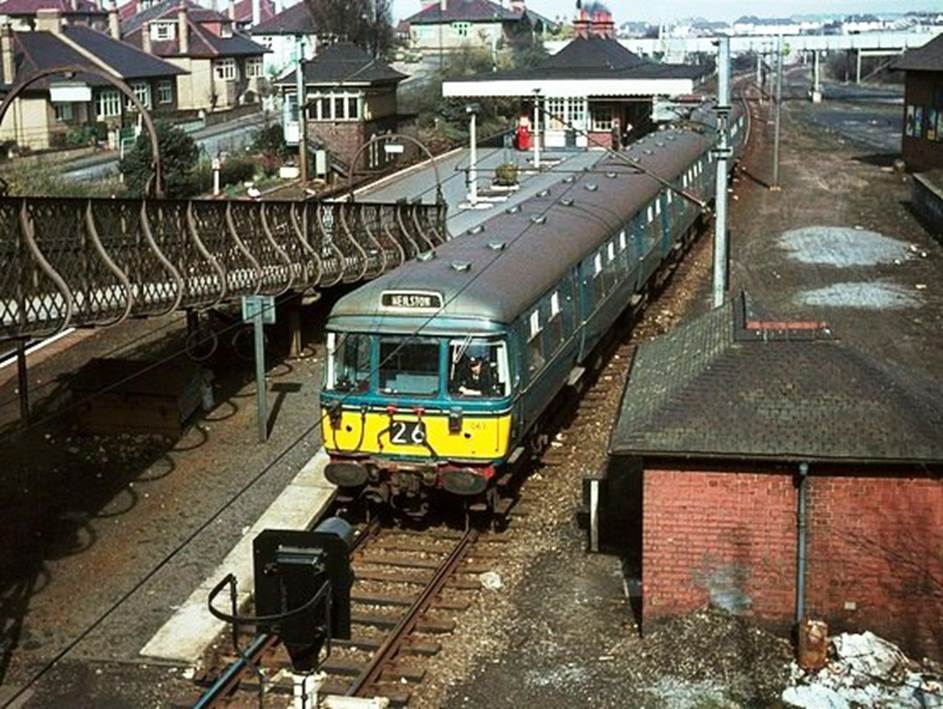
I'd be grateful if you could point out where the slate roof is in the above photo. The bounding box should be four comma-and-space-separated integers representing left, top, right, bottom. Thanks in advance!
405, 0, 520, 25
231, 0, 275, 26
249, 1, 313, 35
891, 33, 943, 72
0, 30, 107, 87
609, 294, 943, 465
456, 36, 708, 82
121, 0, 266, 58
0, 0, 104, 14
63, 25, 185, 77
275, 42, 406, 86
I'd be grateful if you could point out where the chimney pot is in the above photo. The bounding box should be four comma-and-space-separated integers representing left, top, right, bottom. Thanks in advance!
177, 5, 189, 53
107, 0, 120, 38
35, 8, 63, 33
439, 0, 446, 12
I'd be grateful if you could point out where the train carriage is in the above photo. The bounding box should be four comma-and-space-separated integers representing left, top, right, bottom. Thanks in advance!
320, 101, 746, 518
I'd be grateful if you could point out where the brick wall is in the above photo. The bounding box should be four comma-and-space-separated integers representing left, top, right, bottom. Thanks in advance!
642, 465, 943, 661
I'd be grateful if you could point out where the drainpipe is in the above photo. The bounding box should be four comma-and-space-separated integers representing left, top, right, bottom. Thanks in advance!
795, 461, 809, 623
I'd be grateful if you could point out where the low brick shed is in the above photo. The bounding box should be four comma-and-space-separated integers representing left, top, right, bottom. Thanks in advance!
589, 296, 943, 660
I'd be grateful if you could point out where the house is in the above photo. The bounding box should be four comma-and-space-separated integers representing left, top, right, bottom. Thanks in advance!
120, 0, 267, 112
891, 32, 943, 171
585, 295, 943, 662
404, 0, 548, 55
443, 21, 709, 149
0, 9, 186, 149
273, 42, 406, 172
0, 0, 107, 30
731, 15, 803, 36
249, 1, 318, 78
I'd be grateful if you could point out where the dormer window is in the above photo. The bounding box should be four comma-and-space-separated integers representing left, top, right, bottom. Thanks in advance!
220, 21, 233, 38
150, 21, 175, 41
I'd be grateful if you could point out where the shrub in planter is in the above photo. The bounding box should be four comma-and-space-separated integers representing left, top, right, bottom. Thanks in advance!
494, 162, 519, 186
219, 156, 256, 186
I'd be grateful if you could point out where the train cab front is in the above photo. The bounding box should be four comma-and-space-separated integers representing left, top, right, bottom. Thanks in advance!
320, 329, 514, 518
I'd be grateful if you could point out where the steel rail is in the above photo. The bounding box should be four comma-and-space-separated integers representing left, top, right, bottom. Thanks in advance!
347, 527, 479, 698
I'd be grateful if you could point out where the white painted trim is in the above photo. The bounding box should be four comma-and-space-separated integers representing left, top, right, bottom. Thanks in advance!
442, 78, 694, 98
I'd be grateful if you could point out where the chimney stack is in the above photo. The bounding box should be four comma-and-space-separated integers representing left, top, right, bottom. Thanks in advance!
177, 4, 189, 53
142, 21, 152, 52
107, 0, 120, 38
1, 24, 14, 86
439, 0, 446, 12
228, 0, 235, 20
251, 0, 260, 26
35, 9, 63, 33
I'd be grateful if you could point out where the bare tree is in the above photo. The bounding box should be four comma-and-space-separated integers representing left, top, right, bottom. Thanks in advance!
304, 0, 394, 58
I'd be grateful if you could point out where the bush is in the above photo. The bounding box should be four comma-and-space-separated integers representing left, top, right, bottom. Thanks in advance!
219, 156, 256, 186
252, 123, 289, 158
119, 121, 199, 198
65, 125, 96, 147
494, 162, 518, 186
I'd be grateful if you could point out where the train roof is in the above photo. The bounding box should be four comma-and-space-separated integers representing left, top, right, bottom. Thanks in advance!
329, 115, 727, 331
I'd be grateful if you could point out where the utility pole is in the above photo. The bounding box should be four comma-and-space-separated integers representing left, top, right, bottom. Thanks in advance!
712, 36, 731, 309
772, 33, 783, 190
532, 88, 541, 170
295, 34, 308, 184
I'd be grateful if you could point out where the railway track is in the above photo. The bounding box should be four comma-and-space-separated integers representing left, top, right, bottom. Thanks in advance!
194, 521, 510, 706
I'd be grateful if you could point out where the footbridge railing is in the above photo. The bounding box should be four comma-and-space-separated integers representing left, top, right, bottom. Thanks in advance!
0, 196, 447, 340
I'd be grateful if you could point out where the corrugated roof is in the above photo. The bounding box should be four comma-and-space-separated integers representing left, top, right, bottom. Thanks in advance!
64, 25, 185, 77
405, 0, 520, 25
249, 1, 314, 35
609, 294, 943, 465
891, 33, 943, 72
275, 42, 405, 85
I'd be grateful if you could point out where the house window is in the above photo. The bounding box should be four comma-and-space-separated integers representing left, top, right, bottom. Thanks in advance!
347, 96, 359, 120
151, 21, 175, 41
54, 103, 73, 122
157, 80, 173, 104
567, 97, 585, 127
126, 81, 151, 109
590, 105, 612, 131
334, 96, 344, 119
546, 97, 566, 130
451, 21, 470, 37
214, 58, 237, 81
320, 95, 330, 120
245, 57, 263, 78
96, 89, 121, 118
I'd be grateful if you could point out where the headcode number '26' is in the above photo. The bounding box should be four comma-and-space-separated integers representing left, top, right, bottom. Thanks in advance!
390, 421, 426, 445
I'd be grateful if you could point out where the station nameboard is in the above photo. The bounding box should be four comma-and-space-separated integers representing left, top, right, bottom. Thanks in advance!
380, 290, 443, 310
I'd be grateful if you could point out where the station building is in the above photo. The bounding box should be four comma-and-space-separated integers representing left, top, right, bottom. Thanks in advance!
585, 294, 943, 661
892, 32, 943, 171
442, 8, 709, 150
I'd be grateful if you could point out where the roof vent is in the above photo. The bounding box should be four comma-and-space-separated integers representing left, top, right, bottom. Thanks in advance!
584, 184, 598, 192
560, 198, 574, 207
467, 224, 485, 235
450, 260, 472, 272
506, 205, 521, 214
655, 141, 665, 148
531, 215, 547, 225
417, 250, 436, 262
487, 240, 507, 251
630, 156, 641, 163
563, 176, 575, 183
606, 171, 617, 179
644, 149, 654, 156
537, 188, 551, 198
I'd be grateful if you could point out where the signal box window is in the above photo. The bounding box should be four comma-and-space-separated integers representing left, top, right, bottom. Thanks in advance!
327, 333, 371, 392
448, 339, 509, 398
379, 339, 439, 396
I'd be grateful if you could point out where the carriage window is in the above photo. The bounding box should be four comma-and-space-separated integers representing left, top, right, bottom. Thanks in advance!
527, 311, 545, 373
546, 293, 564, 354
378, 339, 439, 396
607, 242, 615, 261
593, 252, 603, 276
647, 205, 653, 222
448, 338, 509, 398
619, 230, 627, 251
666, 190, 673, 205
327, 332, 371, 392
550, 292, 560, 316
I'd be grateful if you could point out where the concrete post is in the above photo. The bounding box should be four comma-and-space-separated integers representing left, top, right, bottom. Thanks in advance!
811, 50, 822, 103
712, 37, 730, 309
772, 34, 783, 191
532, 89, 540, 170
856, 49, 862, 84
16, 338, 29, 426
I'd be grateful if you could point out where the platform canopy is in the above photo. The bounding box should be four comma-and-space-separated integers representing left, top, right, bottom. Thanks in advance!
442, 36, 708, 98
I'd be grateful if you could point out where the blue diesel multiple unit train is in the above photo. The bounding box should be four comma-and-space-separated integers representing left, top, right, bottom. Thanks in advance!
319, 100, 747, 518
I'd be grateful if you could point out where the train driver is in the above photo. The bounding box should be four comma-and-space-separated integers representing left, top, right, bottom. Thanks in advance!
453, 345, 496, 397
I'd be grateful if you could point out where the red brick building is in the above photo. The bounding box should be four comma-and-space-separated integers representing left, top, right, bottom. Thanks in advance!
585, 295, 943, 661
892, 33, 943, 171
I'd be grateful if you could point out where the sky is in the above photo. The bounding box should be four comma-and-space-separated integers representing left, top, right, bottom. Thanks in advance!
391, 0, 941, 23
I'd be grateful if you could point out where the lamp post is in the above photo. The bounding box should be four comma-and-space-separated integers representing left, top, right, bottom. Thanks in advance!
295, 34, 308, 184
466, 103, 480, 206
532, 88, 541, 170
